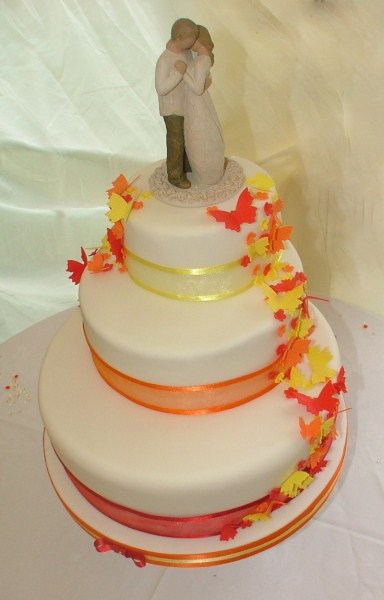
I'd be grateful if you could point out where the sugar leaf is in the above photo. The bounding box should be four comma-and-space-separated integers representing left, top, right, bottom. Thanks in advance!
280, 471, 313, 498
106, 174, 129, 197
247, 236, 269, 259
307, 345, 336, 384
286, 366, 312, 389
246, 172, 275, 191
243, 512, 271, 523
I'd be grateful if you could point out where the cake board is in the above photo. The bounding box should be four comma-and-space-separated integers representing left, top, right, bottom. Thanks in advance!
43, 407, 347, 569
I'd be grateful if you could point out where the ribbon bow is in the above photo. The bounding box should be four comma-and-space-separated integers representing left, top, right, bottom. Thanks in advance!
94, 538, 146, 567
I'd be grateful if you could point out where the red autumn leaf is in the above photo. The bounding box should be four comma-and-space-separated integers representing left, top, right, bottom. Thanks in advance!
66, 247, 88, 285
240, 519, 253, 529
107, 227, 125, 265
309, 457, 328, 475
264, 197, 283, 217
220, 524, 239, 541
268, 487, 291, 504
207, 188, 257, 232
240, 254, 251, 267
306, 446, 328, 470
334, 366, 347, 394
274, 309, 286, 322
271, 272, 307, 293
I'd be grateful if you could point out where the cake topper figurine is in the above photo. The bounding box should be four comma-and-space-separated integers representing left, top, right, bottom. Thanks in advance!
155, 18, 199, 189
155, 19, 225, 189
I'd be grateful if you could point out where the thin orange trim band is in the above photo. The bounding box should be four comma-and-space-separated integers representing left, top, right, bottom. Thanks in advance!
85, 336, 281, 414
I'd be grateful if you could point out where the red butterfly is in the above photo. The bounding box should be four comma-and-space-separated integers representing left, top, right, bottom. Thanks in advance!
285, 379, 340, 416
66, 247, 88, 285
207, 188, 257, 232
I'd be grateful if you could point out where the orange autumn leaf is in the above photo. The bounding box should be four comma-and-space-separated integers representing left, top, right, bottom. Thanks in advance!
111, 220, 124, 240
264, 197, 283, 219
278, 337, 310, 371
306, 445, 328, 470
254, 190, 270, 200
87, 252, 113, 273
220, 524, 238, 541
106, 174, 129, 197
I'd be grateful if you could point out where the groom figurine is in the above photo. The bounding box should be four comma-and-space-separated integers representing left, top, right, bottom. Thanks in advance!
155, 18, 199, 189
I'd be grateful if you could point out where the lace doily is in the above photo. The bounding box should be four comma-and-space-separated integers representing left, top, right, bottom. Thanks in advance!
149, 159, 244, 207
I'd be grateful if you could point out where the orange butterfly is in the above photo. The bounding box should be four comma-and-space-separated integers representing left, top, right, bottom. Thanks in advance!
299, 415, 323, 441
268, 216, 293, 253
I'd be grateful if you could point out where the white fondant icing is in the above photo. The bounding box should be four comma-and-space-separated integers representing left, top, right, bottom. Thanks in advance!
124, 157, 277, 269
39, 304, 341, 518
79, 242, 301, 387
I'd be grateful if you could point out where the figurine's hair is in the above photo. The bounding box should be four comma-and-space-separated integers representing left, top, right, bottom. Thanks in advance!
197, 25, 214, 52
171, 18, 199, 41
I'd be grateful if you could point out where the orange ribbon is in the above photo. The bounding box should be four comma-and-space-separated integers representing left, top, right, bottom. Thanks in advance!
86, 338, 281, 414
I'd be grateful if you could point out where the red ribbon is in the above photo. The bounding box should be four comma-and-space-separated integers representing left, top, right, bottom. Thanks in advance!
94, 538, 146, 567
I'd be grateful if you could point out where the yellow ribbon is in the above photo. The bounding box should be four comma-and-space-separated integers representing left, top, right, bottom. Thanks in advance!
126, 248, 253, 301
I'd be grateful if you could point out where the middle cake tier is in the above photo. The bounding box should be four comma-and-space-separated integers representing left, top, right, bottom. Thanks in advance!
80, 241, 302, 413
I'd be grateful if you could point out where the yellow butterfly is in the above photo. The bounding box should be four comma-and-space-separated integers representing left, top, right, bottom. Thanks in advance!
260, 282, 304, 315
106, 192, 134, 223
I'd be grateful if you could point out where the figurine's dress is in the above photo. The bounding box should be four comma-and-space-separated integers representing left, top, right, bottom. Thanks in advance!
184, 55, 225, 186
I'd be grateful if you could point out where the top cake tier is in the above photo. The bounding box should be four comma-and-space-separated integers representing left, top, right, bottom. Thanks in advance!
118, 157, 292, 301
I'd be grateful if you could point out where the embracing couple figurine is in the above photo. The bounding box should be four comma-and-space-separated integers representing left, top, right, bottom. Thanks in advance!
155, 18, 225, 189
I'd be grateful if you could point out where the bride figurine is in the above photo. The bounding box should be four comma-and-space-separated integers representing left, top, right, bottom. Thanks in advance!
180, 25, 226, 186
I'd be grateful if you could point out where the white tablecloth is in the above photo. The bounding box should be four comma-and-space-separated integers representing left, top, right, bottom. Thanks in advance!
1, 300, 383, 600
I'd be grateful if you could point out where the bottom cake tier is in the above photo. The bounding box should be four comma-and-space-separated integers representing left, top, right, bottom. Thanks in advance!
43, 411, 347, 567
39, 303, 347, 554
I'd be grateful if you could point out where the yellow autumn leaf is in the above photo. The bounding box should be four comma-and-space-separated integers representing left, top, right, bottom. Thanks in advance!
290, 315, 314, 340
248, 236, 269, 259
321, 416, 335, 438
106, 192, 133, 223
246, 172, 275, 191
307, 345, 336, 384
274, 371, 285, 384
262, 253, 285, 281
138, 190, 153, 200
286, 365, 312, 389
243, 513, 271, 523
260, 217, 270, 232
280, 471, 313, 498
